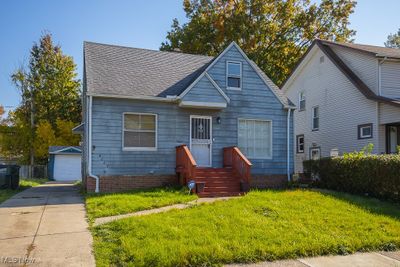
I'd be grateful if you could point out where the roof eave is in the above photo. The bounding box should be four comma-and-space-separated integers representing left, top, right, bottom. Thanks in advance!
87, 93, 178, 102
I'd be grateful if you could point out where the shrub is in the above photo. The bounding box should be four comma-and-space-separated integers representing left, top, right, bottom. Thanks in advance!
303, 154, 400, 202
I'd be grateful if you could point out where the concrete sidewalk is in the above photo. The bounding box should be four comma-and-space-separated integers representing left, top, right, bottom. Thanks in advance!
226, 251, 400, 267
0, 182, 95, 267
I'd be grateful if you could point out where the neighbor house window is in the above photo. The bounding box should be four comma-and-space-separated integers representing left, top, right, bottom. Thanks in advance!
123, 113, 157, 150
298, 92, 306, 111
358, 123, 373, 139
310, 147, 321, 160
226, 61, 242, 89
238, 119, 272, 159
312, 106, 319, 130
296, 135, 304, 153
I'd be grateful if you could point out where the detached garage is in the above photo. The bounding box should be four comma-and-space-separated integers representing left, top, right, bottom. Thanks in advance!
48, 146, 82, 181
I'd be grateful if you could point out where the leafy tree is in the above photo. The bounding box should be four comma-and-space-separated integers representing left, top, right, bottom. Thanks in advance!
0, 105, 4, 119
55, 119, 80, 146
0, 110, 31, 162
1, 33, 81, 164
161, 0, 356, 85
11, 33, 81, 126
34, 121, 56, 162
385, 28, 400, 48
33, 119, 80, 163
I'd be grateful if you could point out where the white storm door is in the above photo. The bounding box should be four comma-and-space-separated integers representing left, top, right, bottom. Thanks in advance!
190, 116, 212, 167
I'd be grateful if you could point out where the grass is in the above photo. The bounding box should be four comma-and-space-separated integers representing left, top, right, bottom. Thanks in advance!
0, 178, 47, 204
92, 189, 400, 267
85, 186, 197, 221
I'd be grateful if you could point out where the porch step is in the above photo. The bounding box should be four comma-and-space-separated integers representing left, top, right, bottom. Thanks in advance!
198, 191, 244, 197
193, 167, 243, 198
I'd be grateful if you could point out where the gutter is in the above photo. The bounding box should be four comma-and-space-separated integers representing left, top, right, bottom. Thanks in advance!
86, 93, 178, 103
88, 95, 100, 193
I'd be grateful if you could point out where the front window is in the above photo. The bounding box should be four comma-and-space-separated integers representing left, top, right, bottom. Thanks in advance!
299, 92, 306, 111
312, 106, 319, 130
296, 135, 304, 153
123, 113, 157, 150
238, 119, 272, 159
227, 61, 242, 89
358, 123, 373, 139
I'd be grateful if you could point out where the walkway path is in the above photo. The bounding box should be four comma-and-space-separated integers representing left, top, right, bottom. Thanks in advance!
226, 251, 400, 267
94, 196, 234, 226
0, 182, 95, 267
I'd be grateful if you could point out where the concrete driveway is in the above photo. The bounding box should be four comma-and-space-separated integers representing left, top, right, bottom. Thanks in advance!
0, 182, 95, 267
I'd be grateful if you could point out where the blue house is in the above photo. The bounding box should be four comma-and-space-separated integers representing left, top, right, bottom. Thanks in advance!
82, 41, 295, 195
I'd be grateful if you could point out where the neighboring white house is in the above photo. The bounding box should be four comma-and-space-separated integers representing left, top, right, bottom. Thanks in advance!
282, 39, 400, 173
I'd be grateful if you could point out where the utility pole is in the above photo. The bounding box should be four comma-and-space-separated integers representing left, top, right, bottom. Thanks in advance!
23, 78, 34, 179
30, 88, 34, 179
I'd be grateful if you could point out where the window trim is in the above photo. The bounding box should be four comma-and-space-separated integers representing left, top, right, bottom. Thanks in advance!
311, 106, 319, 131
237, 118, 273, 159
122, 112, 158, 151
309, 147, 321, 160
358, 123, 373, 139
226, 61, 242, 90
296, 134, 305, 154
298, 91, 306, 111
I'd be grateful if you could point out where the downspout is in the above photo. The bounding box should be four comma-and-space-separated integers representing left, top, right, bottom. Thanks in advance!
378, 57, 387, 96
88, 96, 100, 193
287, 108, 292, 182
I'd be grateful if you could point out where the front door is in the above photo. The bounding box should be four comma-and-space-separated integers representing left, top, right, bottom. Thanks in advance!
190, 116, 212, 167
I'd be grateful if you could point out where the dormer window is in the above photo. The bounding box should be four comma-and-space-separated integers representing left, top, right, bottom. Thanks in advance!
226, 61, 242, 90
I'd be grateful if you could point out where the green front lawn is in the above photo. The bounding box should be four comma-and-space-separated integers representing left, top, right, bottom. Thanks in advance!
92, 189, 400, 267
0, 178, 47, 204
85, 186, 197, 221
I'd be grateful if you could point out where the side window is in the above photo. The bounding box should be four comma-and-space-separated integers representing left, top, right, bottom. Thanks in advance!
358, 124, 373, 139
312, 106, 319, 131
298, 92, 306, 111
226, 61, 242, 89
296, 135, 304, 153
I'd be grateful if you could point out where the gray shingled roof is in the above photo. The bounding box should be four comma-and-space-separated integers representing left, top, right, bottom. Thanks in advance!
320, 39, 400, 59
84, 41, 292, 107
84, 42, 214, 97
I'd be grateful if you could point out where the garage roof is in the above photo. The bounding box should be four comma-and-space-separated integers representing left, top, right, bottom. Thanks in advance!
49, 146, 81, 154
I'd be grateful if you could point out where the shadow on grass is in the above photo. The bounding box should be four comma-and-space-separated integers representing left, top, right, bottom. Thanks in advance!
314, 188, 400, 221
85, 185, 189, 198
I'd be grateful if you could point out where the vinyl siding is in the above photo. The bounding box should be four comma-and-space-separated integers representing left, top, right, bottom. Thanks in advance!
379, 103, 400, 124
286, 48, 379, 173
381, 61, 400, 99
331, 46, 379, 94
89, 45, 293, 176
182, 75, 227, 103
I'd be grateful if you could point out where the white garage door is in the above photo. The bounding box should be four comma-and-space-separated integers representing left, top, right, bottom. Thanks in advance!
54, 154, 82, 181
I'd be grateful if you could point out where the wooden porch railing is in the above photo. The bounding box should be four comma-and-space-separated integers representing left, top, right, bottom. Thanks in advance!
176, 145, 197, 185
223, 146, 252, 184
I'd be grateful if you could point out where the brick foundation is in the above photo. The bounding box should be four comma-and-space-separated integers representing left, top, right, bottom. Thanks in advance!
86, 175, 178, 193
250, 174, 288, 189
